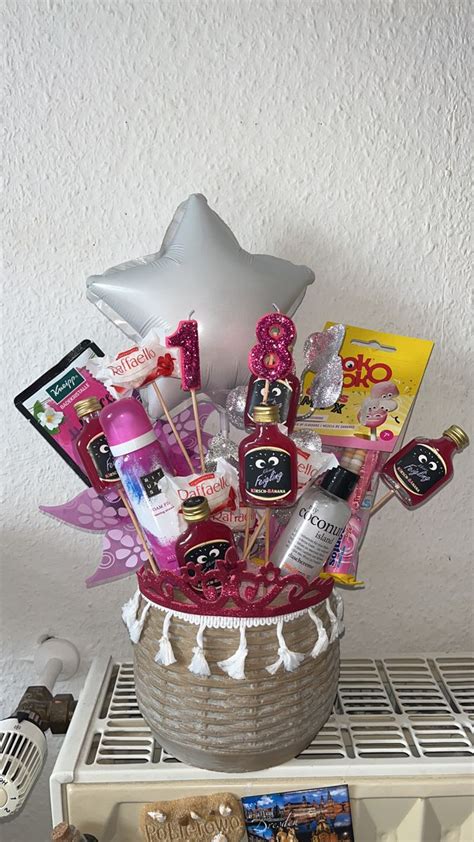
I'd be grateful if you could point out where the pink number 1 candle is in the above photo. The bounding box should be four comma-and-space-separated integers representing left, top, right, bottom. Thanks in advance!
166, 319, 202, 391
167, 319, 205, 472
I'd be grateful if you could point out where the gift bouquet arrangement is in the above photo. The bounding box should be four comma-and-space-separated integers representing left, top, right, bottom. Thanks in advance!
16, 194, 469, 773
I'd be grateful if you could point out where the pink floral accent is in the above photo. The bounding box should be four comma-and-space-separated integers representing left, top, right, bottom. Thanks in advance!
40, 487, 128, 532
86, 522, 149, 588
106, 528, 148, 568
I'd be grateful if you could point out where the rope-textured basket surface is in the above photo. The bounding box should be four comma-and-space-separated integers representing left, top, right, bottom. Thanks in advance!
133, 596, 340, 773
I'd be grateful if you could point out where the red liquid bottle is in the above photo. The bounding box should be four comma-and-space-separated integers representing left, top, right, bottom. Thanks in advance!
381, 425, 469, 508
244, 373, 300, 432
239, 404, 298, 508
175, 496, 236, 585
74, 397, 120, 493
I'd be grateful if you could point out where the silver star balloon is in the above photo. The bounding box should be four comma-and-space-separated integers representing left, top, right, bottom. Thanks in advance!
299, 323, 345, 415
87, 194, 314, 412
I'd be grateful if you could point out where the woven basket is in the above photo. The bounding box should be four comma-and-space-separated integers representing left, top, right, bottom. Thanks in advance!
129, 593, 341, 773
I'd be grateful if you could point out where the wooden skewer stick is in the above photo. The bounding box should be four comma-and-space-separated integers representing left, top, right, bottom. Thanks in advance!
118, 489, 159, 576
244, 511, 266, 558
262, 378, 270, 404
190, 388, 206, 473
369, 489, 395, 518
152, 381, 194, 474
243, 508, 251, 555
264, 508, 271, 563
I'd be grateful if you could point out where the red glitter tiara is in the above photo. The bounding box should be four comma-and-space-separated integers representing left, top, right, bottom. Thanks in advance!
138, 549, 334, 618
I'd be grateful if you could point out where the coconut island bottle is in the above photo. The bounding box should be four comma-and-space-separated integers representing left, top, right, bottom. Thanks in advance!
274, 465, 359, 581
380, 425, 469, 508
175, 495, 236, 587
239, 404, 298, 508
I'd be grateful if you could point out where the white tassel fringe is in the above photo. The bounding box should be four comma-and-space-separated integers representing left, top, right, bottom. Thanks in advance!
154, 611, 176, 666
122, 589, 150, 643
129, 602, 151, 644
188, 620, 211, 677
266, 618, 305, 675
123, 592, 342, 670
122, 589, 140, 629
334, 590, 345, 636
308, 607, 329, 658
218, 623, 248, 680
326, 598, 339, 644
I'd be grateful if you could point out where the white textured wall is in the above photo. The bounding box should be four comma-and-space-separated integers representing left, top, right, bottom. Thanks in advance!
2, 0, 472, 838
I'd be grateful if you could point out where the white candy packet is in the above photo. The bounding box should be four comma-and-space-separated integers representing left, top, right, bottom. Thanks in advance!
212, 499, 258, 532
87, 331, 181, 397
296, 446, 339, 496
161, 457, 239, 516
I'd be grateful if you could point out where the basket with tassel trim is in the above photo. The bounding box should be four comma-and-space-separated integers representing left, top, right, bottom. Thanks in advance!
122, 560, 343, 773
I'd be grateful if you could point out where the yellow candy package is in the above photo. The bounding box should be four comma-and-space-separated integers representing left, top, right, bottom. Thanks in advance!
299, 324, 433, 453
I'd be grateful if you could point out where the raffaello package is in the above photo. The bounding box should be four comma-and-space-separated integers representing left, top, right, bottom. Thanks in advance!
161, 458, 239, 519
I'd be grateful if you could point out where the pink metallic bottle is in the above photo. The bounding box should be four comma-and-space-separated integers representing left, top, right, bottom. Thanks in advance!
100, 398, 179, 571
381, 425, 469, 509
244, 373, 300, 432
175, 496, 236, 586
239, 404, 298, 508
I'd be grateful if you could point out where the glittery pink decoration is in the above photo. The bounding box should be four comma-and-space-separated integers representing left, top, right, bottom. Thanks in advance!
138, 550, 333, 618
248, 312, 296, 382
166, 319, 201, 391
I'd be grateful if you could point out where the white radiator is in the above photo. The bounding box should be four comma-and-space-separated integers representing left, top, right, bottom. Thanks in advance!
50, 654, 474, 841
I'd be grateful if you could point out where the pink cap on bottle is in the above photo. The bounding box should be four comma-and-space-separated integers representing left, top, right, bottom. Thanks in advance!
100, 398, 157, 457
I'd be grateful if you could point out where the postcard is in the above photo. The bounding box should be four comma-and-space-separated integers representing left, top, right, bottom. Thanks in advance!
241, 786, 354, 842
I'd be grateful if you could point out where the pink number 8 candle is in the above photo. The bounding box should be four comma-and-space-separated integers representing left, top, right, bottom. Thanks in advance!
248, 312, 296, 382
